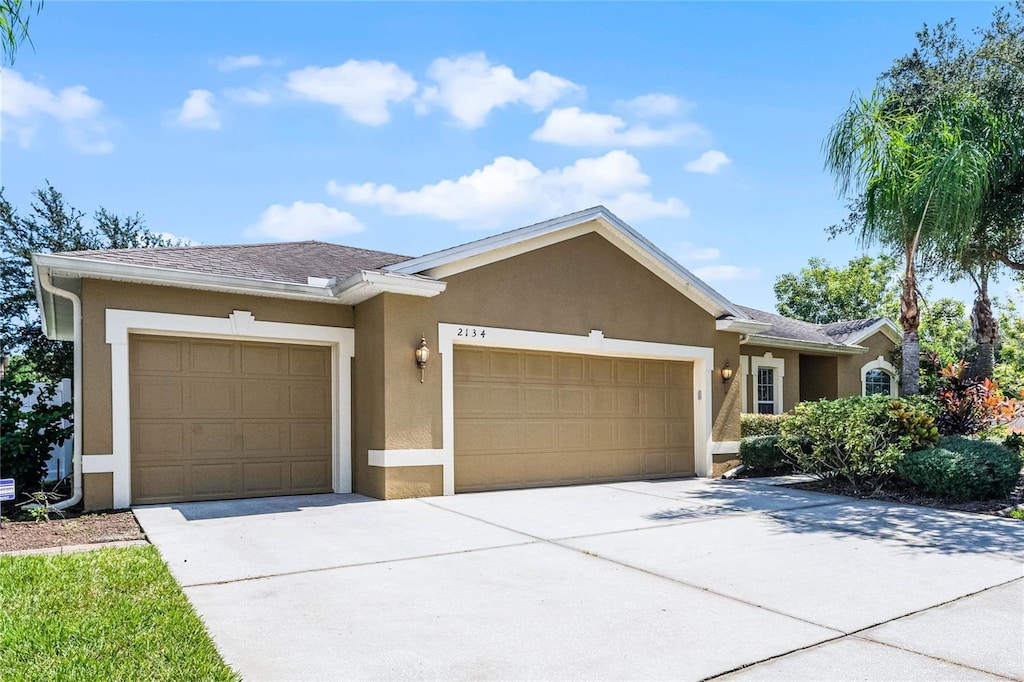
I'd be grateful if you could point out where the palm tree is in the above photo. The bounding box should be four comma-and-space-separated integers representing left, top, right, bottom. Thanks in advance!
824, 91, 1010, 395
0, 0, 42, 65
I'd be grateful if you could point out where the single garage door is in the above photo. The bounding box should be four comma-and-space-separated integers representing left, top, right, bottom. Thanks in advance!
129, 335, 333, 504
454, 346, 694, 493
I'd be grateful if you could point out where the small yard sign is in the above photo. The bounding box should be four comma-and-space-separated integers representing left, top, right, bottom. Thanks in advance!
0, 478, 15, 502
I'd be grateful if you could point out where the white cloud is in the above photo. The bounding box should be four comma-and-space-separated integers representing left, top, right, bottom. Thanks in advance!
675, 242, 721, 262
247, 201, 366, 240
177, 89, 221, 130
286, 60, 417, 125
685, 150, 732, 174
418, 53, 579, 128
0, 69, 113, 153
217, 55, 267, 72
691, 264, 761, 282
156, 231, 200, 246
225, 87, 272, 105
532, 107, 701, 147
329, 150, 687, 230
617, 93, 686, 118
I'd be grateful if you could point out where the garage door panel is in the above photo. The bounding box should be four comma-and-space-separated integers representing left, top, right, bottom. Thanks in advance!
290, 460, 331, 491
556, 355, 584, 382
241, 422, 283, 452
191, 423, 238, 457
523, 352, 554, 380
132, 422, 186, 460
242, 381, 286, 414
487, 385, 521, 414
192, 462, 241, 496
132, 465, 185, 501
190, 380, 237, 416
130, 335, 332, 504
587, 357, 615, 383
489, 350, 521, 379
288, 422, 330, 452
454, 347, 694, 493
243, 461, 285, 493
557, 388, 586, 415
132, 337, 185, 374
133, 380, 186, 418
190, 341, 236, 374
290, 382, 331, 416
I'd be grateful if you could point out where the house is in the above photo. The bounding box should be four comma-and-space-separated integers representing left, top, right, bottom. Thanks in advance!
32, 206, 900, 510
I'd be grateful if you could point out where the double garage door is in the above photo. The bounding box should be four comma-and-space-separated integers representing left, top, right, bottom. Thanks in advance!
454, 347, 695, 493
129, 335, 333, 505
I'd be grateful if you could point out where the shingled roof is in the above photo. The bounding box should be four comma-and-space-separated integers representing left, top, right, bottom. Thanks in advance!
738, 306, 885, 348
56, 241, 411, 285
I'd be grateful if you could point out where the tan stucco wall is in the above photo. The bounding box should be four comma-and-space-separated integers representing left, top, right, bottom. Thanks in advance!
838, 331, 899, 397
79, 279, 354, 505
83, 472, 113, 511
742, 346, 801, 413
357, 230, 742, 495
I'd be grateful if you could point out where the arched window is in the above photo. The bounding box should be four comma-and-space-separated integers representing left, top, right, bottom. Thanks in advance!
864, 368, 892, 396
860, 356, 898, 397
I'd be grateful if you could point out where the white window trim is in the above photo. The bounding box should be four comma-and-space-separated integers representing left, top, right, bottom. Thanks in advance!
861, 356, 899, 397
100, 308, 354, 509
426, 324, 716, 495
747, 353, 785, 415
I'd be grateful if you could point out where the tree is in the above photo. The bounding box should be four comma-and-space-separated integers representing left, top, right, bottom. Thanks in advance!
882, 3, 1024, 379
824, 89, 1012, 395
0, 183, 177, 383
774, 255, 899, 324
994, 292, 1024, 395
0, 0, 42, 64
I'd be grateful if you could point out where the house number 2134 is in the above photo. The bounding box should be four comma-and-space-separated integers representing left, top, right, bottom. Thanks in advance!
456, 327, 486, 338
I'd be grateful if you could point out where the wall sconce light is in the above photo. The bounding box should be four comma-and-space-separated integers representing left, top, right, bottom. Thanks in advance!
721, 360, 734, 384
415, 336, 430, 383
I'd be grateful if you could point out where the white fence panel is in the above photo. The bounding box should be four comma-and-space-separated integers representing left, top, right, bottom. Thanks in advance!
18, 379, 74, 482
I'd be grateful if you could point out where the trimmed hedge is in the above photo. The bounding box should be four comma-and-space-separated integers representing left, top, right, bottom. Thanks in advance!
740, 413, 791, 438
779, 395, 939, 488
896, 436, 1022, 501
738, 435, 789, 474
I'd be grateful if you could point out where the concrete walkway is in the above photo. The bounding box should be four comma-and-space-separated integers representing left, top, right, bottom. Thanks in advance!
134, 479, 1024, 681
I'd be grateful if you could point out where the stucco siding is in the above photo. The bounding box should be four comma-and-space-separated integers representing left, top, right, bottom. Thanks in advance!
838, 331, 898, 397
80, 279, 353, 496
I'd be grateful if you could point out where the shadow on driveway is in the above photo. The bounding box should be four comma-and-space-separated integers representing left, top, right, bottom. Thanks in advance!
151, 493, 377, 521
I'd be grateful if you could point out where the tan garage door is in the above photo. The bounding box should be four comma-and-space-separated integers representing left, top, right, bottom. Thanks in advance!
454, 347, 694, 493
129, 335, 333, 504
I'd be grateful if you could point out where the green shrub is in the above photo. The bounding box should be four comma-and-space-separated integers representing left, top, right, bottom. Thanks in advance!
1004, 432, 1024, 455
0, 377, 73, 503
740, 413, 791, 437
779, 395, 939, 489
896, 436, 1022, 501
738, 435, 790, 474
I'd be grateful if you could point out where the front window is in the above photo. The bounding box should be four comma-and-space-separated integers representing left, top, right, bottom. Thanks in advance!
864, 368, 892, 396
757, 367, 775, 414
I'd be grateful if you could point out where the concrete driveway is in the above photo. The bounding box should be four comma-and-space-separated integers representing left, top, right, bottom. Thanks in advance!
133, 478, 1024, 681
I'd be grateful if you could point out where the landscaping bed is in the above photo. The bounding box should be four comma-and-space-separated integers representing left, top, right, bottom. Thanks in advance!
787, 472, 1024, 518
0, 545, 237, 680
0, 507, 146, 553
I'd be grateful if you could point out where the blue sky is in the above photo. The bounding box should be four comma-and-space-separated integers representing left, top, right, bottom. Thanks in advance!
1, 1, 1012, 312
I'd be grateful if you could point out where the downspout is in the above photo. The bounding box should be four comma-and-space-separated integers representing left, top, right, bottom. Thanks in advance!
37, 267, 83, 511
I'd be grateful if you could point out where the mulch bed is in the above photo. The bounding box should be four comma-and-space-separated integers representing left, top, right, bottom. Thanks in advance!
787, 472, 1024, 517
0, 507, 146, 553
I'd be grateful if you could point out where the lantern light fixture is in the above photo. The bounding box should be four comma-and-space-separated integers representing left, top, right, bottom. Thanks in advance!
721, 360, 734, 384
415, 336, 430, 383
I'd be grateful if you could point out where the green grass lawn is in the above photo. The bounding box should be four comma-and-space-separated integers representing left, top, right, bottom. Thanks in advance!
0, 545, 237, 681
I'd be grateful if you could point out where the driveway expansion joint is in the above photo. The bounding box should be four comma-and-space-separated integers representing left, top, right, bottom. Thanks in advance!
179, 539, 539, 589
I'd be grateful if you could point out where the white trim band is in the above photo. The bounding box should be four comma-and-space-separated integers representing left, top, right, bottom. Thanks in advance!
368, 449, 445, 468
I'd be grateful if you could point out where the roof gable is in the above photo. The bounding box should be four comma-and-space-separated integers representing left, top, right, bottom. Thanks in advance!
384, 206, 748, 319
